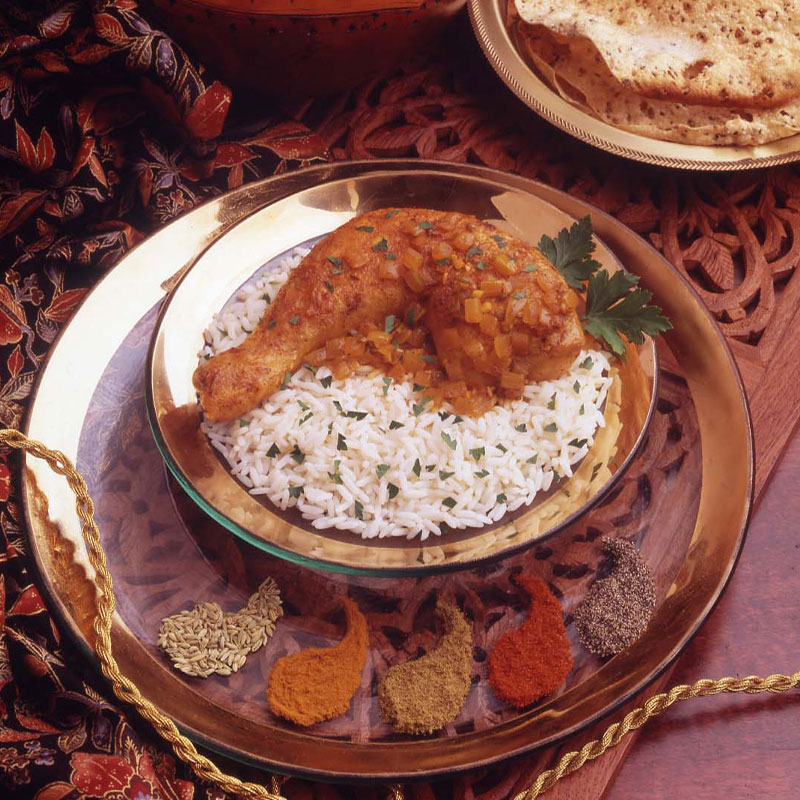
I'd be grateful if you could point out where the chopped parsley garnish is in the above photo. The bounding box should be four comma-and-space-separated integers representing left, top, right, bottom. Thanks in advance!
345, 410, 367, 420
491, 235, 507, 248
418, 220, 434, 230
384, 314, 395, 333
435, 258, 450, 266
526, 455, 538, 464
465, 246, 483, 258
389, 420, 404, 430
299, 412, 313, 426
321, 375, 333, 388
373, 238, 389, 252
327, 255, 343, 266
266, 443, 280, 458
376, 464, 390, 479
330, 267, 345, 275
580, 356, 593, 369
386, 252, 397, 260
418, 354, 436, 364
328, 460, 343, 484
544, 422, 558, 433
580, 404, 585, 415
547, 394, 556, 410
469, 446, 485, 462
288, 485, 304, 498
438, 411, 450, 421
238, 420, 249, 428
412, 458, 422, 477
333, 400, 343, 413
497, 443, 508, 453
475, 261, 486, 270
496, 493, 508, 504
515, 423, 527, 432
297, 399, 310, 411
442, 497, 457, 509
354, 500, 364, 519
290, 445, 305, 464
385, 209, 399, 218
415, 383, 429, 392
475, 469, 490, 478
288, 315, 300, 325
511, 290, 527, 299
412, 398, 431, 416
382, 377, 392, 396
337, 434, 348, 451
441, 431, 457, 451
591, 463, 603, 481
267, 320, 277, 329
439, 470, 454, 480
324, 280, 335, 293
303, 362, 315, 373
262, 292, 272, 303
573, 380, 581, 393
280, 371, 291, 389
426, 464, 436, 472
453, 415, 463, 423
388, 483, 399, 499
522, 264, 538, 273
356, 225, 374, 232
569, 438, 588, 448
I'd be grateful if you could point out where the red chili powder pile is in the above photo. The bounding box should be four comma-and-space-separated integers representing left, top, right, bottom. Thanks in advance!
488, 575, 573, 707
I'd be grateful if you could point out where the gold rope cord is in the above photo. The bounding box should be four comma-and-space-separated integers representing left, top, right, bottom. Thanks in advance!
5, 427, 799, 800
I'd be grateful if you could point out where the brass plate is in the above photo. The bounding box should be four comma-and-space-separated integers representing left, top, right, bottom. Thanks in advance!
469, 0, 800, 170
146, 172, 656, 575
21, 161, 752, 781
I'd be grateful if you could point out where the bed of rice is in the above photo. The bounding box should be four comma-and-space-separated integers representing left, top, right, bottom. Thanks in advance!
201, 248, 613, 541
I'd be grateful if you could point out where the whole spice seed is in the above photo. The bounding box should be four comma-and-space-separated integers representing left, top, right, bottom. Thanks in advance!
157, 578, 282, 678
267, 596, 368, 727
378, 602, 472, 735
574, 537, 656, 657
488, 575, 573, 707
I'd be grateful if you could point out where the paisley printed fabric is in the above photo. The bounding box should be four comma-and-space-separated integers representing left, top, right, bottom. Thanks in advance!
0, 1, 330, 797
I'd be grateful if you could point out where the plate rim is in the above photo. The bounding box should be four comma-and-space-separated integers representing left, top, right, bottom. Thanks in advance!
21, 159, 754, 782
145, 172, 659, 576
468, 0, 800, 171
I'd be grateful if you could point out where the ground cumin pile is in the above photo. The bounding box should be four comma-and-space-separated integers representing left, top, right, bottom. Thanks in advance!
574, 537, 656, 657
378, 602, 472, 735
267, 596, 368, 727
488, 574, 573, 707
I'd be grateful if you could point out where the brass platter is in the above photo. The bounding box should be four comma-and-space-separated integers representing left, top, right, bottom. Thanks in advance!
146, 170, 656, 575
21, 161, 752, 781
469, 0, 800, 170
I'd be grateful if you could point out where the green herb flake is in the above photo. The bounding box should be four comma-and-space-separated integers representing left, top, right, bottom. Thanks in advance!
418, 354, 436, 364
324, 280, 335, 293
418, 220, 434, 230
354, 500, 364, 520
280, 371, 292, 390
388, 483, 399, 499
299, 412, 313, 426
288, 485, 304, 499
544, 422, 558, 433
376, 464, 390, 479
262, 292, 272, 303
290, 445, 305, 464
573, 380, 581, 393
569, 438, 588, 449
382, 377, 392, 396
385, 209, 399, 218
266, 443, 280, 458
591, 463, 603, 481
441, 431, 457, 451
522, 264, 538, 273
297, 399, 310, 411
497, 443, 508, 454
547, 394, 556, 410
321, 375, 333, 389
345, 410, 367, 420
435, 258, 450, 266
526, 455, 538, 464
384, 314, 395, 333
511, 290, 527, 299
439, 470, 455, 480
238, 420, 249, 428
496, 493, 508, 504
453, 415, 463, 423
580, 356, 593, 369
438, 411, 450, 421
470, 446, 485, 462
333, 400, 343, 413
426, 464, 436, 472
475, 469, 490, 478
515, 423, 527, 432
326, 255, 343, 266
475, 261, 486, 271
356, 225, 374, 232
389, 420, 404, 430
580, 404, 585, 415
442, 497, 457, 509
412, 458, 422, 478
412, 398, 431, 416
331, 267, 345, 275
267, 320, 278, 329
337, 434, 348, 451
386, 252, 398, 260
288, 315, 300, 326
465, 246, 483, 258
373, 238, 389, 252
415, 383, 429, 393
491, 235, 507, 248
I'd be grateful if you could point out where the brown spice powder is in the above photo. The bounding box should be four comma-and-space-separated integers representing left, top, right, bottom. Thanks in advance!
574, 537, 656, 657
266, 596, 368, 727
378, 601, 472, 735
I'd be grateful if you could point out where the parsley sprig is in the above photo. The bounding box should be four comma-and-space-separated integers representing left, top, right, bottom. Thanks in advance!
540, 215, 671, 355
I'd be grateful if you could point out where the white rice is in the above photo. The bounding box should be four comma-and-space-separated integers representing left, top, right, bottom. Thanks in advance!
201, 248, 613, 541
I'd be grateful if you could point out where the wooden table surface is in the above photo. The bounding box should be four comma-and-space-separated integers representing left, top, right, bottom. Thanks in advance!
604, 428, 800, 799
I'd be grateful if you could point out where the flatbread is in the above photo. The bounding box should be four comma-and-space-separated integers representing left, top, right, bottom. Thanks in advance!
515, 0, 800, 109
517, 24, 800, 146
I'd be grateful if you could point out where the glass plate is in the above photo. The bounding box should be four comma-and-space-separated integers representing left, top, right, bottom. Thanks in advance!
21, 161, 752, 782
146, 172, 657, 575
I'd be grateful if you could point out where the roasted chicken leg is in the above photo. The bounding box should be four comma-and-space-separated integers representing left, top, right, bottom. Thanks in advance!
194, 208, 584, 421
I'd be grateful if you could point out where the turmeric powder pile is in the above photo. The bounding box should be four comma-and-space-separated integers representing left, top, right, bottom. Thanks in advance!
267, 596, 368, 727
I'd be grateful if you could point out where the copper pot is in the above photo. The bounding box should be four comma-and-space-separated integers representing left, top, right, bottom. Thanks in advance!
146, 0, 466, 97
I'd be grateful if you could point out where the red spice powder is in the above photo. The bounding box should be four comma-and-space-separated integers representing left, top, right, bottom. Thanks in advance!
488, 575, 573, 707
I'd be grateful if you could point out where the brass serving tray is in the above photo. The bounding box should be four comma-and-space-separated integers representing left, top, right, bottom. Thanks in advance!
21, 161, 752, 782
146, 171, 656, 575
469, 0, 800, 170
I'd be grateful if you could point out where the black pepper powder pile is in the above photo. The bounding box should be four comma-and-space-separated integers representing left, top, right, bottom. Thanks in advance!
574, 537, 656, 657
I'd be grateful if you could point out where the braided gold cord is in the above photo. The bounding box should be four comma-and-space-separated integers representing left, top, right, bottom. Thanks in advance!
6, 427, 799, 800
